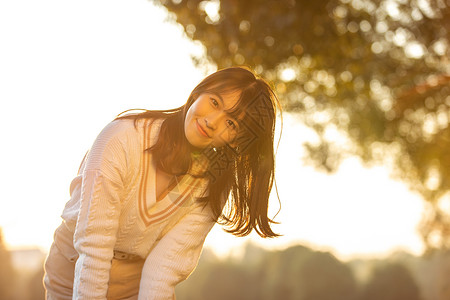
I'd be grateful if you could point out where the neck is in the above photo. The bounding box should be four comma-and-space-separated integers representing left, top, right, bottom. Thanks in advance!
189, 151, 210, 177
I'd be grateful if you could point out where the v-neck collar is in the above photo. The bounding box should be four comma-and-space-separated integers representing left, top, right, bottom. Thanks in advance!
153, 159, 190, 202
141, 159, 206, 226
137, 118, 209, 227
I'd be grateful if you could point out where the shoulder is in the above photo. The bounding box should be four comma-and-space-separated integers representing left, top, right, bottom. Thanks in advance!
100, 118, 138, 141
84, 119, 141, 172
93, 116, 166, 153
95, 117, 164, 146
134, 117, 165, 148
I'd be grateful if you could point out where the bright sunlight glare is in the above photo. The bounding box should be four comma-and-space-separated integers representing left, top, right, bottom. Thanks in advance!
0, 0, 425, 261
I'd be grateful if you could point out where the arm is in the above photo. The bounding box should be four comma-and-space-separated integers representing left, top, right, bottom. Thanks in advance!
138, 203, 216, 300
72, 121, 133, 299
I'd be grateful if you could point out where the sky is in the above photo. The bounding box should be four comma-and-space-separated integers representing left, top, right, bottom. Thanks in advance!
0, 0, 425, 261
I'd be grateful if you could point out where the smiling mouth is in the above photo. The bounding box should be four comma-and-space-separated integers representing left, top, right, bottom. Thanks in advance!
196, 120, 210, 138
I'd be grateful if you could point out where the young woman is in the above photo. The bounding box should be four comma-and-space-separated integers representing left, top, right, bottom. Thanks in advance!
43, 66, 282, 300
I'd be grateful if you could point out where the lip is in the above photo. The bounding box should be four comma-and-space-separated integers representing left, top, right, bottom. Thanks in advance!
196, 119, 210, 138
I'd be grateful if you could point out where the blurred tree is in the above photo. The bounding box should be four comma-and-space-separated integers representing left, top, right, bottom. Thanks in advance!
176, 248, 260, 300
260, 245, 358, 300
0, 228, 16, 300
360, 262, 421, 300
417, 250, 450, 300
154, 0, 450, 251
177, 244, 358, 299
27, 266, 45, 300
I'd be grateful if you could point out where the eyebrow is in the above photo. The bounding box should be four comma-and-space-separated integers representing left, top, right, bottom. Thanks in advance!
211, 92, 241, 125
211, 93, 225, 106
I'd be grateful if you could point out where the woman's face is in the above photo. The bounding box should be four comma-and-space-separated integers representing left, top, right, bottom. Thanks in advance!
184, 90, 241, 150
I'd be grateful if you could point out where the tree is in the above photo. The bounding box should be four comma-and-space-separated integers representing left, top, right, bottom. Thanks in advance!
360, 263, 421, 300
154, 0, 450, 250
176, 248, 260, 300
176, 244, 358, 300
260, 245, 358, 300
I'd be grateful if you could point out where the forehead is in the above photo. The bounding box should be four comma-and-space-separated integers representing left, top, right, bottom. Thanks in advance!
211, 90, 242, 110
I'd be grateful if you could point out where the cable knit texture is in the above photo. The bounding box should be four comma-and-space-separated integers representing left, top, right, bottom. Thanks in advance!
58, 118, 215, 300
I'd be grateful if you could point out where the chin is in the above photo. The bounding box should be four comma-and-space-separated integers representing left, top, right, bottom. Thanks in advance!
185, 136, 205, 150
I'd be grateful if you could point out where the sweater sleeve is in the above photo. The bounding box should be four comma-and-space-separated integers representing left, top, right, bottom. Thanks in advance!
72, 120, 135, 299
138, 203, 216, 300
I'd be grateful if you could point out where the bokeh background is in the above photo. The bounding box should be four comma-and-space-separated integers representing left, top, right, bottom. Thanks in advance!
1, 0, 449, 299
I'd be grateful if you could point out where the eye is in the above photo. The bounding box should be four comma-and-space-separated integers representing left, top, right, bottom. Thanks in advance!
210, 97, 219, 107
226, 119, 237, 130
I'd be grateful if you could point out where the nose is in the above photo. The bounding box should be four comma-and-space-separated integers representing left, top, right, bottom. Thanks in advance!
205, 118, 216, 130
205, 113, 220, 130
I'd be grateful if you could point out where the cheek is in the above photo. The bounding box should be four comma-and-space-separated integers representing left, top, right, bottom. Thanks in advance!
214, 129, 237, 147
184, 110, 191, 130
184, 107, 197, 137
186, 102, 196, 118
185, 101, 200, 125
227, 132, 238, 146
187, 100, 206, 119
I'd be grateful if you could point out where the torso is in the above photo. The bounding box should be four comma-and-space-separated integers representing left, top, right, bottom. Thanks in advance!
155, 167, 183, 202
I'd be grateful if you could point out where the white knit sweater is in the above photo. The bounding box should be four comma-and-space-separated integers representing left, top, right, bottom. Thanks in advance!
60, 118, 215, 300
